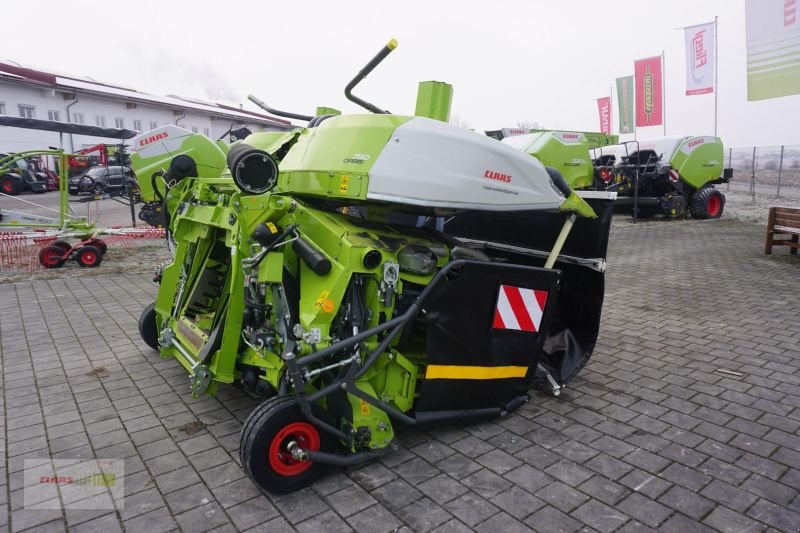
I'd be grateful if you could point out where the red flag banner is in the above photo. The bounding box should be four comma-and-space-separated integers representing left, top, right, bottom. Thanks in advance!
634, 55, 663, 127
596, 97, 611, 134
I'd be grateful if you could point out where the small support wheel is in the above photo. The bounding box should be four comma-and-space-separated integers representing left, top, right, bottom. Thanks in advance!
240, 396, 333, 494
50, 240, 72, 254
138, 302, 160, 350
87, 238, 108, 254
38, 245, 67, 268
76, 245, 103, 268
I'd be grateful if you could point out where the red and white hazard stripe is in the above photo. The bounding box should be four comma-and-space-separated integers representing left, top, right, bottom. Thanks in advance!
668, 169, 679, 182
492, 285, 548, 332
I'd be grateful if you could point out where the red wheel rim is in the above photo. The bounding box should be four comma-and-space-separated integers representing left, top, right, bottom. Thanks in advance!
707, 195, 721, 217
1, 180, 12, 193
268, 422, 320, 476
42, 249, 62, 266
82, 251, 98, 265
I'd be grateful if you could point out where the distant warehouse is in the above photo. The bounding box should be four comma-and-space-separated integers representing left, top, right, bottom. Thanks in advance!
0, 60, 291, 154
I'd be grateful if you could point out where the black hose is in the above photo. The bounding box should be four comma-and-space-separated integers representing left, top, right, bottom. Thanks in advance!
247, 94, 313, 122
151, 171, 165, 202
344, 40, 397, 114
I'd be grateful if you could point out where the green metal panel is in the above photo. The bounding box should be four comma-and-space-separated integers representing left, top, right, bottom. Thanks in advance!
130, 134, 227, 202
520, 133, 595, 190
316, 106, 342, 116
414, 81, 453, 122
529, 129, 618, 149
278, 114, 411, 201
669, 137, 724, 189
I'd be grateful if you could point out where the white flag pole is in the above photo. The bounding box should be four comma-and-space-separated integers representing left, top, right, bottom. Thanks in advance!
714, 15, 719, 136
662, 50, 667, 136
610, 85, 614, 135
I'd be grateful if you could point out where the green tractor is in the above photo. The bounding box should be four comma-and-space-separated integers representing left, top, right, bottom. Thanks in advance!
499, 130, 732, 219
132, 40, 615, 494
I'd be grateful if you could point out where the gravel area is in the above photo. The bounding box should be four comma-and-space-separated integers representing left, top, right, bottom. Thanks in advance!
0, 239, 171, 285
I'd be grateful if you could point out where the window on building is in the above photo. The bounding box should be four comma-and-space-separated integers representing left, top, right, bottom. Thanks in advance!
95, 115, 106, 127
203, 127, 210, 137
0, 103, 6, 115
191, 126, 198, 133
73, 112, 85, 124
115, 117, 125, 129
47, 110, 61, 122
18, 105, 35, 118
149, 121, 158, 130
133, 119, 142, 131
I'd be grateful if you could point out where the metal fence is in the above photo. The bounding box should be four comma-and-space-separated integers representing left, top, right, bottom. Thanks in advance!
726, 145, 800, 200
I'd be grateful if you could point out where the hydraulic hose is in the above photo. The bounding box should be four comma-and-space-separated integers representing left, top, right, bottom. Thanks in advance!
247, 95, 313, 122
344, 39, 397, 114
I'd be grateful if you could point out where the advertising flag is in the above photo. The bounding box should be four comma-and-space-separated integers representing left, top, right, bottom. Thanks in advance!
684, 21, 715, 95
596, 97, 611, 134
634, 56, 663, 127
746, 0, 800, 100
615, 76, 634, 133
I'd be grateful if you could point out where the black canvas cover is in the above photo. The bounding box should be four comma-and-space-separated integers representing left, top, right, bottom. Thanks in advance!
415, 262, 561, 412
444, 198, 614, 386
0, 116, 138, 139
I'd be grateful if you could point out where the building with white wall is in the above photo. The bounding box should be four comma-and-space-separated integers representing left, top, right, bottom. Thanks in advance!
0, 60, 292, 154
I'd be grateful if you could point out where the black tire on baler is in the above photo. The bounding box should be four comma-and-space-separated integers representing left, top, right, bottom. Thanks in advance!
690, 186, 725, 219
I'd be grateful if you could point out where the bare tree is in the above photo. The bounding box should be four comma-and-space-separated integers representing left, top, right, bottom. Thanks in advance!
449, 113, 470, 129
516, 120, 541, 130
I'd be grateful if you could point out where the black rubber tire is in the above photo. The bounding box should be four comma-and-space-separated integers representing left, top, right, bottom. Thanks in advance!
88, 238, 108, 254
239, 396, 334, 494
93, 183, 104, 194
138, 302, 160, 350
690, 187, 725, 219
76, 245, 103, 268
78, 177, 94, 193
1, 177, 20, 196
38, 245, 67, 268
50, 240, 72, 254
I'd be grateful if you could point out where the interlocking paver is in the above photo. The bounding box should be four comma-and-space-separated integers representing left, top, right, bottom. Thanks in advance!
3, 219, 800, 532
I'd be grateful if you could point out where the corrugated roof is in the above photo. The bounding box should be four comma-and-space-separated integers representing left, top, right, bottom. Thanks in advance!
0, 61, 291, 128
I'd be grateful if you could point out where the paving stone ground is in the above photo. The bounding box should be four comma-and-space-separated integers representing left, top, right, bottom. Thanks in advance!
1, 218, 799, 532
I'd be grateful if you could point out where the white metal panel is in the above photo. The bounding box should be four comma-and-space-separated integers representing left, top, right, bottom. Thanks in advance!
131, 125, 195, 158
577, 191, 617, 200
367, 117, 565, 211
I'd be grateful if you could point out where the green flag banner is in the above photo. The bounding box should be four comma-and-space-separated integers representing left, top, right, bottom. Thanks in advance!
746, 0, 800, 101
616, 76, 634, 134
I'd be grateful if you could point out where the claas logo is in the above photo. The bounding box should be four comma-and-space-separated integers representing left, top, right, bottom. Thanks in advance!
484, 170, 512, 183
139, 132, 169, 147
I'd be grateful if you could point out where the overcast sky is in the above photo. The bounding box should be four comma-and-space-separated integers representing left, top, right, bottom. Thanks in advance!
2, 0, 798, 147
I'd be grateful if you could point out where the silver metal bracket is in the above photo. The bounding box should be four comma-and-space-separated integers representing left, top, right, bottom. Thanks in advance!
537, 363, 563, 397
190, 365, 211, 396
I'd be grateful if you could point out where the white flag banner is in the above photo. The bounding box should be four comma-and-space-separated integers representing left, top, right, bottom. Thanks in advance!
684, 21, 715, 95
